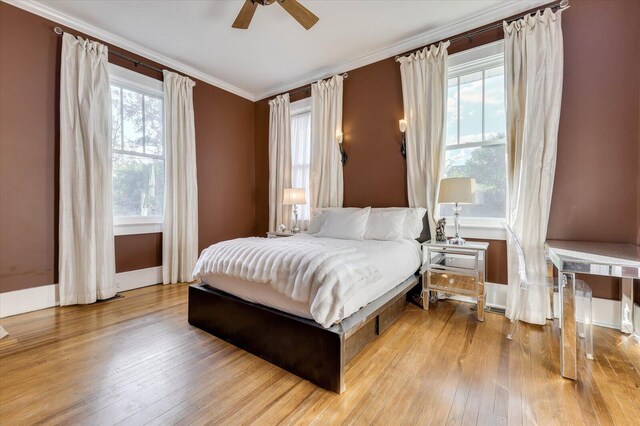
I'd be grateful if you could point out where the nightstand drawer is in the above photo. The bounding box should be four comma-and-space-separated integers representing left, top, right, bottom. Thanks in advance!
427, 252, 479, 276
426, 254, 478, 277
428, 270, 477, 295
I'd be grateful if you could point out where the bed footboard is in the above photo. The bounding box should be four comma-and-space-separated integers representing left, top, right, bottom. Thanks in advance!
189, 284, 345, 392
188, 275, 418, 394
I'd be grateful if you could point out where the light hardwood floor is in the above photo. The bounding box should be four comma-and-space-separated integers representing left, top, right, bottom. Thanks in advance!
1, 283, 638, 425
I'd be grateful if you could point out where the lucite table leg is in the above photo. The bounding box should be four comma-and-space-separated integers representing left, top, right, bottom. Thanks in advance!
620, 278, 634, 334
560, 271, 577, 380
547, 260, 555, 320
477, 251, 485, 322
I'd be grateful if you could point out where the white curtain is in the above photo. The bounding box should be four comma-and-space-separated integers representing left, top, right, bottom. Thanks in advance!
268, 94, 292, 232
163, 70, 198, 284
399, 42, 449, 238
59, 33, 116, 305
504, 8, 564, 325
291, 110, 311, 230
310, 75, 343, 209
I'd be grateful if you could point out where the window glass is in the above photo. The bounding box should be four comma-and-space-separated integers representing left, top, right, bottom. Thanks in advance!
122, 88, 144, 153
111, 82, 164, 220
446, 78, 458, 146
458, 71, 483, 144
111, 86, 122, 149
483, 66, 506, 141
113, 154, 165, 217
290, 110, 311, 222
144, 95, 164, 155
443, 59, 507, 219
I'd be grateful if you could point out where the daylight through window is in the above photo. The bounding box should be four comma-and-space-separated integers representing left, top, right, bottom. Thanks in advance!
290, 105, 311, 223
110, 77, 165, 224
442, 49, 507, 219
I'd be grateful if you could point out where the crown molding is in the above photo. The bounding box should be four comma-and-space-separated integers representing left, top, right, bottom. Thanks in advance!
2, 0, 256, 101
4, 0, 551, 103
255, 0, 549, 100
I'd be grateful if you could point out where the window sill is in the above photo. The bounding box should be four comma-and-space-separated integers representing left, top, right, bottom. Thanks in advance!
114, 222, 163, 236
443, 218, 506, 241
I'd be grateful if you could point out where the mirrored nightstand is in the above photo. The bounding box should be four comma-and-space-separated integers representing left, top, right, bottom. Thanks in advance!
420, 240, 489, 321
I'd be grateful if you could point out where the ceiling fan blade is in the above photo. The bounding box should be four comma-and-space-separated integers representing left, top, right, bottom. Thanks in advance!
277, 0, 319, 30
232, 0, 258, 29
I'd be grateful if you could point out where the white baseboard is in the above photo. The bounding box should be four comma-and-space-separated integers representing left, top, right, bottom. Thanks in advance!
0, 266, 162, 318
115, 266, 163, 292
445, 282, 635, 331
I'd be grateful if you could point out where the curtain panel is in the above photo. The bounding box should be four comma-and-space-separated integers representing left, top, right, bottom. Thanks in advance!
59, 33, 116, 305
268, 94, 292, 232
310, 75, 344, 210
504, 8, 564, 325
399, 42, 450, 238
162, 70, 198, 284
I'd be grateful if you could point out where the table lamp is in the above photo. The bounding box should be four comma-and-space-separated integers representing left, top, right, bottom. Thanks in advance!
283, 188, 306, 233
438, 177, 476, 245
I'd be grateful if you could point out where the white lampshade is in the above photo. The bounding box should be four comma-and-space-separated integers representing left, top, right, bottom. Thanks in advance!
283, 188, 306, 205
399, 119, 407, 133
438, 178, 477, 204
336, 131, 344, 144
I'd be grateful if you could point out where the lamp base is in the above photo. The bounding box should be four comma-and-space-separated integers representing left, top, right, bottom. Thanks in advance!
448, 236, 466, 245
292, 226, 300, 234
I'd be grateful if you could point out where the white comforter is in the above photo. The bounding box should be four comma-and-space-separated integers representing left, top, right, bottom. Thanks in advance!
193, 235, 382, 327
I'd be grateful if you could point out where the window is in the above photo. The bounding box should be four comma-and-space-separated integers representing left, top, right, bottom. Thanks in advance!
441, 41, 507, 221
109, 64, 164, 235
290, 98, 312, 225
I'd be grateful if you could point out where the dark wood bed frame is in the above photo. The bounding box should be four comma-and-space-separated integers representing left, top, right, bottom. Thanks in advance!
188, 214, 430, 394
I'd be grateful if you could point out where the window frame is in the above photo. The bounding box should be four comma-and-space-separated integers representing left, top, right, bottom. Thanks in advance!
290, 97, 311, 116
109, 64, 165, 236
443, 40, 507, 239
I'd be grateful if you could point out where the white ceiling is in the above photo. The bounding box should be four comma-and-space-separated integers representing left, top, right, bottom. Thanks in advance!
13, 0, 547, 100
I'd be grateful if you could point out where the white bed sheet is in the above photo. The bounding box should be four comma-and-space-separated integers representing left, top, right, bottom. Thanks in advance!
200, 234, 422, 324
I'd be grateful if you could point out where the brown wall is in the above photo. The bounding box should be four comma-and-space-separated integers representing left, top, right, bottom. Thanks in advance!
2, 1, 638, 300
254, 0, 640, 298
0, 3, 255, 293
547, 0, 640, 299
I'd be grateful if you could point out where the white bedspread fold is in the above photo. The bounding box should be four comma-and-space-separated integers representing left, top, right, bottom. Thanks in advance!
193, 237, 381, 327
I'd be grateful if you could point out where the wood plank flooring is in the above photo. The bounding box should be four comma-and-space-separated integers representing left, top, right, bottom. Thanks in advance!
0, 283, 638, 425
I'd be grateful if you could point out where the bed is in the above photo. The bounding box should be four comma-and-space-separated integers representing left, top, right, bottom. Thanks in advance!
188, 208, 429, 393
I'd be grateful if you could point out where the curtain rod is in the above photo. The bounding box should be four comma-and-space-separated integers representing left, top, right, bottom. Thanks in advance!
272, 72, 349, 100
53, 26, 164, 74
394, 0, 569, 62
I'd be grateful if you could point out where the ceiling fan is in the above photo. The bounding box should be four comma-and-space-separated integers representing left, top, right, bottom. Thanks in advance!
232, 0, 319, 30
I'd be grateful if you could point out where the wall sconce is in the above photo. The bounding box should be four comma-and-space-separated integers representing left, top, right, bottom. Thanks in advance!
336, 131, 347, 165
399, 119, 407, 158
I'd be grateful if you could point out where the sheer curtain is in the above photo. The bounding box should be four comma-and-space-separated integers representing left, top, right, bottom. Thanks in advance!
59, 33, 116, 305
310, 75, 343, 209
162, 70, 198, 284
268, 94, 292, 231
398, 42, 450, 237
504, 8, 564, 324
291, 111, 311, 230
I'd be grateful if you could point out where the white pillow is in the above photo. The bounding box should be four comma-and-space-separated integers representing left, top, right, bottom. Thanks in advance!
307, 207, 359, 234
403, 207, 427, 239
307, 211, 325, 234
370, 207, 426, 239
364, 209, 407, 241
315, 207, 371, 240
